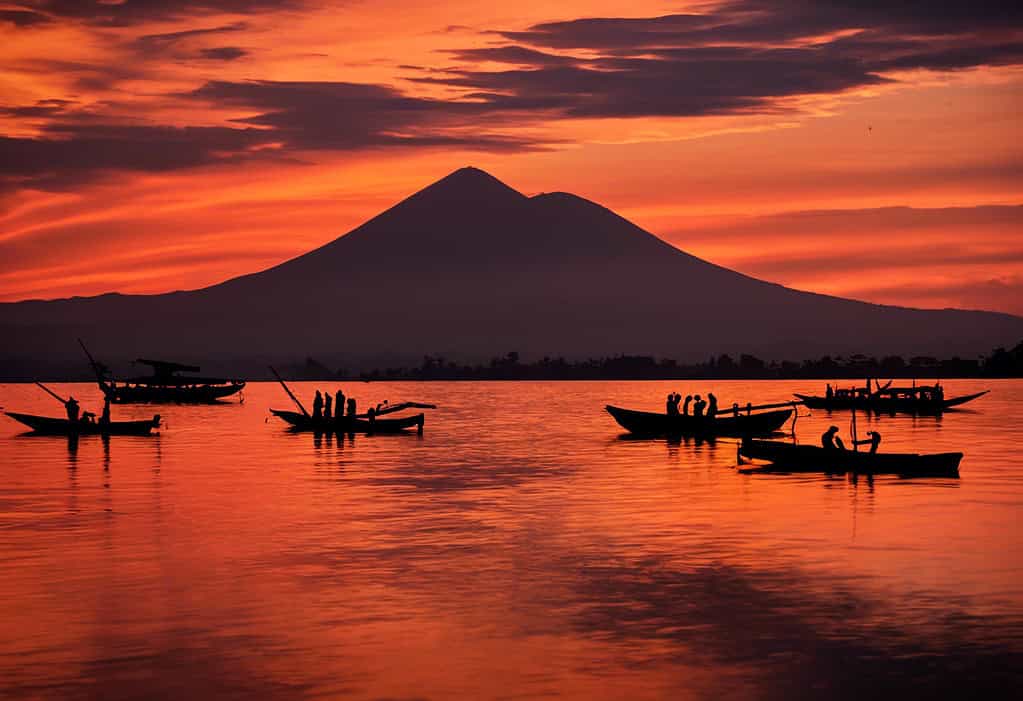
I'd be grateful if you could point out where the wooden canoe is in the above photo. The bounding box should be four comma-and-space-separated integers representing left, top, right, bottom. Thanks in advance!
605, 405, 792, 437
4, 411, 161, 436
739, 438, 962, 477
270, 409, 424, 434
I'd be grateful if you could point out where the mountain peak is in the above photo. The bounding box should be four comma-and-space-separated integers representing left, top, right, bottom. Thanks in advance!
413, 166, 526, 204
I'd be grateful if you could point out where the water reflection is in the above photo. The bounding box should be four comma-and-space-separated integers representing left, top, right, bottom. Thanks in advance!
0, 379, 1019, 700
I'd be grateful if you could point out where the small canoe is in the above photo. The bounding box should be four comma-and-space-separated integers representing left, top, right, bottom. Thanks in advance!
4, 411, 161, 436
793, 390, 988, 414
270, 409, 424, 434
605, 405, 792, 437
739, 438, 962, 477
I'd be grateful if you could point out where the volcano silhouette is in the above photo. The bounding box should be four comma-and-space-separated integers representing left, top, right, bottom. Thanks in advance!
2, 167, 1021, 376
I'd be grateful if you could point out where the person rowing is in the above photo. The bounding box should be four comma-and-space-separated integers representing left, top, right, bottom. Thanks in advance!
854, 430, 882, 454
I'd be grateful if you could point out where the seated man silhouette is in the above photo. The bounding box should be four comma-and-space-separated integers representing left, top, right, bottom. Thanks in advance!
822, 425, 845, 450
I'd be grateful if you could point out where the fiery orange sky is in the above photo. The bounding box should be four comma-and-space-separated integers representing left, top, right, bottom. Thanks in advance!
1, 1, 1021, 313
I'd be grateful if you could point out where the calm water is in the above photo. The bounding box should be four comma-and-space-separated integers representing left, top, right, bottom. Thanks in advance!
1, 379, 1021, 699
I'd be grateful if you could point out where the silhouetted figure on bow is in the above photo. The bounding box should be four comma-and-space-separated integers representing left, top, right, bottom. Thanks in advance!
707, 393, 718, 418
693, 394, 706, 418
826, 383, 834, 400
682, 395, 692, 416
312, 390, 323, 420
324, 392, 333, 421
822, 425, 845, 450
732, 402, 740, 417
65, 396, 80, 423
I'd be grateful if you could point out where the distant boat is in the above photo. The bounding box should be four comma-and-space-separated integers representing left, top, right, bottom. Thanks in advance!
98, 359, 245, 403
794, 386, 988, 414
4, 411, 160, 436
270, 409, 424, 434
605, 404, 792, 437
739, 438, 962, 477
80, 340, 244, 403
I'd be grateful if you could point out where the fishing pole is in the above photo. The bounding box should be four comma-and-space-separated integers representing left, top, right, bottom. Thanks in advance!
35, 381, 67, 405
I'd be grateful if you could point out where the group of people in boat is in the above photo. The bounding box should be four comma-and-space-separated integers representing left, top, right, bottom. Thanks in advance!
666, 392, 719, 418
63, 395, 111, 426
665, 392, 756, 418
821, 425, 882, 453
311, 389, 359, 423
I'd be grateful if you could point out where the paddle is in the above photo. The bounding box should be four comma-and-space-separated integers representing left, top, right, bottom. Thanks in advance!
725, 399, 803, 415
370, 401, 438, 417
35, 381, 68, 405
268, 366, 310, 417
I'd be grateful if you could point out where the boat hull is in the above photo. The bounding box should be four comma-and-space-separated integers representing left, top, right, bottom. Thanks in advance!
4, 411, 160, 436
605, 405, 792, 437
102, 381, 244, 404
739, 438, 962, 477
793, 390, 987, 414
270, 409, 424, 434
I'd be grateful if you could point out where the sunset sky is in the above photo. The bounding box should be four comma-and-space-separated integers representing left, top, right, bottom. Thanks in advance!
1, 1, 1021, 313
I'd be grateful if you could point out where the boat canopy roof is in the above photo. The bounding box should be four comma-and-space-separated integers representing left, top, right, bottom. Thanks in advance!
135, 358, 201, 376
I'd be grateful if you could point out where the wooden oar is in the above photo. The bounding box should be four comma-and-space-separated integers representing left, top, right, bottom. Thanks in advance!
268, 366, 310, 417
725, 400, 803, 413
35, 381, 67, 405
371, 401, 437, 417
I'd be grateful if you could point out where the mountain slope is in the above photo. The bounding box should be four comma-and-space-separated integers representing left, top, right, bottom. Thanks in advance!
1, 167, 1021, 376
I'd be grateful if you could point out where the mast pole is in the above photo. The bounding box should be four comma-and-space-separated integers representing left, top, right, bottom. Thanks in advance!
268, 366, 310, 417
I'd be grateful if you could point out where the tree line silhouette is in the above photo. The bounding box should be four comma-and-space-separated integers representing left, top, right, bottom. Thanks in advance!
283, 340, 1023, 381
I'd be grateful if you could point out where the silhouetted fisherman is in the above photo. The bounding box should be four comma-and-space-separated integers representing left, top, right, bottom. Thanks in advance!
732, 402, 740, 418
682, 395, 692, 416
346, 397, 357, 418
100, 397, 111, 426
65, 396, 80, 422
854, 430, 882, 454
324, 392, 333, 421
822, 425, 846, 450
335, 390, 345, 427
666, 393, 675, 415
707, 393, 718, 418
693, 394, 706, 418
312, 390, 323, 420
826, 383, 834, 400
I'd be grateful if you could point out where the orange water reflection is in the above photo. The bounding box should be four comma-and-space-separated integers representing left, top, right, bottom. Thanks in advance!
0, 380, 1021, 698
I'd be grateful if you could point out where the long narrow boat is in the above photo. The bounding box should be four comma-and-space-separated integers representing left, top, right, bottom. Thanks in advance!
606, 405, 792, 437
270, 409, 424, 434
739, 438, 962, 477
793, 389, 988, 414
4, 411, 161, 436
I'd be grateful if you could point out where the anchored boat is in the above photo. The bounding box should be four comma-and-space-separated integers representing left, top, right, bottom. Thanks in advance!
80, 339, 244, 403
794, 382, 987, 414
